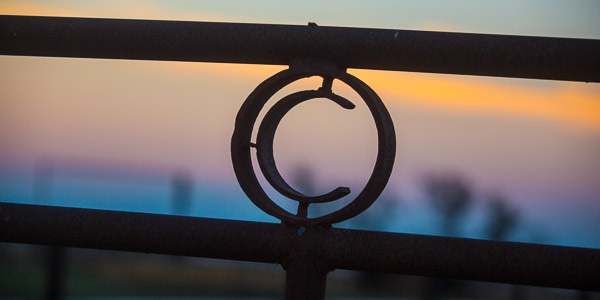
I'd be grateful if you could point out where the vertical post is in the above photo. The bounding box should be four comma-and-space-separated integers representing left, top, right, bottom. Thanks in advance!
33, 160, 66, 300
283, 227, 330, 300
285, 260, 328, 300
44, 246, 66, 300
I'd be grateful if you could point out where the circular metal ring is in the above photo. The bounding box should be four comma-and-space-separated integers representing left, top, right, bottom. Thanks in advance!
231, 65, 395, 226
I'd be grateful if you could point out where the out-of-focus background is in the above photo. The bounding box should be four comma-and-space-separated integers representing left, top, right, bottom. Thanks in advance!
1, 1, 599, 298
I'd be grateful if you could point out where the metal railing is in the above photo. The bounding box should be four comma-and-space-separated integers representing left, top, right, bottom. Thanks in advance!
1, 15, 600, 299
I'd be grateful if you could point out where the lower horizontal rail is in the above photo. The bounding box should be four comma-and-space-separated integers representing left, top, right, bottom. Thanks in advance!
1, 203, 598, 291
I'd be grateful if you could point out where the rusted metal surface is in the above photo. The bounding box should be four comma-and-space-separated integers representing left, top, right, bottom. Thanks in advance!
231, 60, 395, 226
1, 203, 599, 292
1, 15, 600, 82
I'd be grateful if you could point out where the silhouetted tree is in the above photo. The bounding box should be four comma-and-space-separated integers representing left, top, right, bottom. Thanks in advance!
483, 192, 522, 300
171, 170, 193, 216
421, 173, 473, 300
423, 173, 472, 236
484, 192, 518, 241
290, 164, 320, 218
290, 164, 316, 196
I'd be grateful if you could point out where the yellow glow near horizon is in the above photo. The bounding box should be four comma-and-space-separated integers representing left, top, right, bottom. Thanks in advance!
352, 69, 600, 132
1, 0, 246, 22
2, 1, 78, 17
170, 62, 600, 132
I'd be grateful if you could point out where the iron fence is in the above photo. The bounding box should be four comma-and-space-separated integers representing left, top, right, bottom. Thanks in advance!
1, 15, 600, 299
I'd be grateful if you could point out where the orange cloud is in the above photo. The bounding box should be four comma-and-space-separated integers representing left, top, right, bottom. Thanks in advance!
352, 69, 600, 132
165, 62, 600, 132
170, 62, 600, 132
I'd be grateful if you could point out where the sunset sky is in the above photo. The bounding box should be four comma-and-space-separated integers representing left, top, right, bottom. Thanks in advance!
1, 1, 599, 248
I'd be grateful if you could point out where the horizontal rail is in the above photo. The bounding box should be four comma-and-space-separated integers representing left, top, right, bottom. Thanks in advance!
1, 203, 599, 291
1, 15, 599, 82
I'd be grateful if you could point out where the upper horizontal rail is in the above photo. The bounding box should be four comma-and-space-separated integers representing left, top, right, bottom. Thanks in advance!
1, 203, 599, 291
1, 15, 599, 82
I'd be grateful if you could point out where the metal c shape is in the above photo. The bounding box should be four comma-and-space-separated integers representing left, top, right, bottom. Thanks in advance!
231, 62, 395, 226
